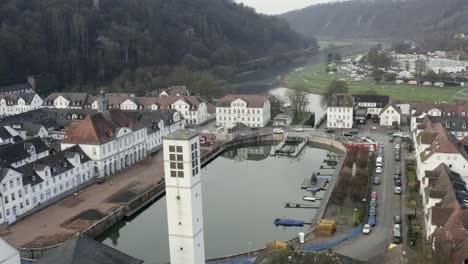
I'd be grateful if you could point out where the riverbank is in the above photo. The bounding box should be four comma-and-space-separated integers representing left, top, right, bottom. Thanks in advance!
283, 60, 464, 103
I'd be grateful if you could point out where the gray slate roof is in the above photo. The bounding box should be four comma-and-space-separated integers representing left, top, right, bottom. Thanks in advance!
0, 138, 48, 164
17, 145, 90, 187
36, 234, 143, 264
429, 116, 468, 132
0, 83, 32, 93
352, 94, 390, 108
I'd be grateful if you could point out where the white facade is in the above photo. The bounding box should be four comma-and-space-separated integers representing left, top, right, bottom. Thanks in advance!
216, 99, 271, 128
380, 105, 401, 126
327, 106, 353, 128
163, 131, 205, 264
172, 99, 209, 126
62, 127, 148, 178
0, 168, 30, 224
0, 148, 94, 225
0, 93, 43, 116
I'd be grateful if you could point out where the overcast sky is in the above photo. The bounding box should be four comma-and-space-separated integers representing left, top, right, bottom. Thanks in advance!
235, 0, 334, 15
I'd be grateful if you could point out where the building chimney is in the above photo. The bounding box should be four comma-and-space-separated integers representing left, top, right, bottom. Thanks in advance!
98, 89, 110, 120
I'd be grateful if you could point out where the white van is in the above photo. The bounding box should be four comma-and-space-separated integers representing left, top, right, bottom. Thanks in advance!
376, 156, 383, 167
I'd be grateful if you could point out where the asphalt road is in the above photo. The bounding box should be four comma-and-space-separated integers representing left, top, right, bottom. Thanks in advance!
334, 131, 403, 261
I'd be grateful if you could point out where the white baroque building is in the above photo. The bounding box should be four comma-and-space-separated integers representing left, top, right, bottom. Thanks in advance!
327, 94, 354, 129
0, 142, 94, 225
61, 92, 184, 177
216, 94, 271, 128
163, 131, 205, 264
0, 93, 43, 116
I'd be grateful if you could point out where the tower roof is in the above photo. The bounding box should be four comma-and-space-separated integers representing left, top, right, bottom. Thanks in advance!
163, 130, 198, 141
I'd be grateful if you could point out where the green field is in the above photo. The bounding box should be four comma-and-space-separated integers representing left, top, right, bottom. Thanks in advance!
284, 63, 466, 103
318, 41, 353, 51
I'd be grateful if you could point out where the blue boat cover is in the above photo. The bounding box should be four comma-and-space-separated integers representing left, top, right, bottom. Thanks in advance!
306, 186, 321, 191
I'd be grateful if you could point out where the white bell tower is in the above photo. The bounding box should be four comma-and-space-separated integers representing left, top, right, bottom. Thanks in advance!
163, 131, 205, 264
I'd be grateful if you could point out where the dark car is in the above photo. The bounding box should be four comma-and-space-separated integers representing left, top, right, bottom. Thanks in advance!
368, 215, 376, 226
394, 215, 402, 224
96, 177, 106, 184
395, 169, 401, 176
394, 175, 401, 181
395, 179, 402, 186
389, 137, 395, 142
343, 132, 353, 137
326, 128, 336, 134
374, 176, 381, 185
350, 130, 359, 135
395, 155, 401, 161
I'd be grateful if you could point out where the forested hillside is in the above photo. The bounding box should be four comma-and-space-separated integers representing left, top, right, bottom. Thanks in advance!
0, 0, 312, 93
283, 0, 468, 49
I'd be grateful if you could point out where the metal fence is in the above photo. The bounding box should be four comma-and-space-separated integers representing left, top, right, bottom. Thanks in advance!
303, 225, 363, 252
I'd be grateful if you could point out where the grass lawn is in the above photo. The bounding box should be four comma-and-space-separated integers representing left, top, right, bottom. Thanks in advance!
283, 63, 466, 103
291, 112, 311, 125
318, 41, 353, 51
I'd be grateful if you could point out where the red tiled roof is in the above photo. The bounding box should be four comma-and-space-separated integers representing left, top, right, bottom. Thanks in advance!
217, 94, 267, 108
63, 109, 143, 145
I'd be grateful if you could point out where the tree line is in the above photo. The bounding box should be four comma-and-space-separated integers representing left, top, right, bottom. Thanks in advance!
0, 0, 314, 95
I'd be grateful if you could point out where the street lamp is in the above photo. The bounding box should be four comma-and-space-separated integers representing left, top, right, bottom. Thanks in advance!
353, 208, 358, 223
248, 242, 252, 259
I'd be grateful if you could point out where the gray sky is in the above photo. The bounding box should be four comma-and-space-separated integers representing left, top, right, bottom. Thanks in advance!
235, 0, 334, 15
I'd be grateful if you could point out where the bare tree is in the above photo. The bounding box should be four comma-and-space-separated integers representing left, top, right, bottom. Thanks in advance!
286, 88, 309, 120
415, 59, 427, 85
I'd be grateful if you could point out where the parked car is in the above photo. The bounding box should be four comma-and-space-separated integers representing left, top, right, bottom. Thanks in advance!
374, 176, 380, 185
376, 166, 382, 174
368, 215, 376, 226
389, 137, 395, 143
395, 169, 401, 176
393, 132, 403, 138
371, 191, 378, 199
394, 186, 402, 194
362, 224, 372, 234
273, 128, 284, 134
394, 175, 401, 181
369, 206, 377, 216
395, 144, 401, 149
325, 128, 336, 134
395, 179, 402, 186
394, 215, 402, 224
370, 199, 377, 207
96, 177, 106, 184
294, 127, 304, 132
343, 132, 353, 137
350, 130, 359, 135
395, 155, 401, 161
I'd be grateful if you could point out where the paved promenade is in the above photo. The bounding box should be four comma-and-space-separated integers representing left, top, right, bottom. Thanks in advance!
0, 152, 164, 248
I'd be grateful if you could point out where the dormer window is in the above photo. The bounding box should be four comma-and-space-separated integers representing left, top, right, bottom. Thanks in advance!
63, 162, 68, 168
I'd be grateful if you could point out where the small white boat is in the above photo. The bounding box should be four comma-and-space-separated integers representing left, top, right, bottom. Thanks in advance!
303, 196, 316, 202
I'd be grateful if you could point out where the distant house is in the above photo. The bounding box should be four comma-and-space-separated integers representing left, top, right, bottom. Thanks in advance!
35, 234, 144, 264
0, 126, 21, 145
216, 94, 271, 128
352, 94, 390, 118
0, 92, 43, 116
154, 86, 190, 97
326, 94, 354, 129
273, 114, 293, 127
379, 104, 401, 127
410, 102, 468, 131
43, 93, 92, 109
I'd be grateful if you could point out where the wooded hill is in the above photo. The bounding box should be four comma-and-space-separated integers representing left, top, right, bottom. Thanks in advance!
282, 0, 468, 50
0, 0, 312, 91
